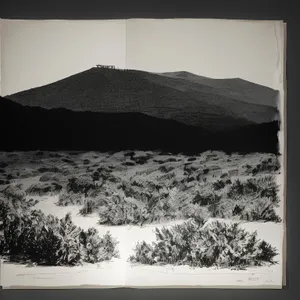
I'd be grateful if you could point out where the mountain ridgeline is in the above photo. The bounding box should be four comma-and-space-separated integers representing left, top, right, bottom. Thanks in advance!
6, 67, 279, 133
2, 67, 280, 154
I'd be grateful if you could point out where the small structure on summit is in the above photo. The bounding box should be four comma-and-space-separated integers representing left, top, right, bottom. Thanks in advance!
96, 64, 115, 69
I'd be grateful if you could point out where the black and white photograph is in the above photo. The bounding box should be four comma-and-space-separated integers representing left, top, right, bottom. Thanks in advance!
0, 19, 286, 288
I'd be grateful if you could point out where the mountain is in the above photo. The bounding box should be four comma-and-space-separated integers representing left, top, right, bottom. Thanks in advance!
5, 67, 279, 133
161, 71, 279, 108
0, 97, 279, 154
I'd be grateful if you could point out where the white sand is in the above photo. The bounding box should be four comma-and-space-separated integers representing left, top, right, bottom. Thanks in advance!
1, 195, 283, 288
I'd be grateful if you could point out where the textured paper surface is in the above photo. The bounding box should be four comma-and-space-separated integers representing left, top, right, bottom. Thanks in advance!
0, 18, 286, 289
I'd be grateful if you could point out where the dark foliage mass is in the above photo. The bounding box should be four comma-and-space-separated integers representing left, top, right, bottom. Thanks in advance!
129, 220, 278, 268
26, 182, 63, 196
0, 97, 279, 155
1, 209, 119, 265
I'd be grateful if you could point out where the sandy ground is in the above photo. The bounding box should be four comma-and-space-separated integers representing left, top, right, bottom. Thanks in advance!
0, 151, 284, 288
1, 194, 284, 288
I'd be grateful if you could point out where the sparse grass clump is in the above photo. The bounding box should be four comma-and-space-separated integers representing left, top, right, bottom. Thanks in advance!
1, 210, 119, 266
129, 220, 278, 268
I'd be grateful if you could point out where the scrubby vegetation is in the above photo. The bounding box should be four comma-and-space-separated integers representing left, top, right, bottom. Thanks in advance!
0, 185, 39, 228
0, 150, 282, 228
1, 209, 119, 265
26, 182, 63, 196
129, 220, 278, 268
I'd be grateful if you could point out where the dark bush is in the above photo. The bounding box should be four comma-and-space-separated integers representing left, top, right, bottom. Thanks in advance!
67, 175, 95, 196
227, 176, 279, 204
212, 180, 226, 190
39, 173, 62, 182
57, 192, 83, 206
83, 159, 90, 165
203, 168, 210, 174
124, 151, 135, 157
1, 210, 119, 266
159, 165, 174, 173
129, 220, 278, 268
38, 167, 60, 173
187, 157, 197, 162
0, 162, 8, 168
192, 191, 221, 206
252, 157, 280, 175
132, 155, 151, 165
26, 182, 62, 196
3, 184, 26, 201
123, 161, 135, 166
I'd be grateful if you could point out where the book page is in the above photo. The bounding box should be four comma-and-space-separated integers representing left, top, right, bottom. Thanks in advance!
0, 19, 127, 289
0, 18, 286, 289
124, 18, 286, 289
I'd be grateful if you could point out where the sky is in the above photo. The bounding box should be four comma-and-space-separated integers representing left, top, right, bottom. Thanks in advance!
1, 19, 284, 95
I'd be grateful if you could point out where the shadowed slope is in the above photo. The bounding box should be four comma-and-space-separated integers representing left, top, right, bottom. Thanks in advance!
161, 71, 279, 108
6, 68, 279, 133
0, 97, 279, 154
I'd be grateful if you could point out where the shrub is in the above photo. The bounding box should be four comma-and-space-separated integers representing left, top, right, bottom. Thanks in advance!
39, 173, 62, 182
26, 182, 62, 196
67, 175, 95, 196
209, 195, 281, 223
57, 192, 83, 206
131, 155, 152, 165
187, 157, 197, 162
227, 176, 279, 204
212, 180, 226, 191
123, 162, 135, 166
0, 162, 8, 168
129, 220, 278, 268
79, 198, 104, 215
159, 165, 174, 173
252, 157, 280, 175
98, 196, 148, 226
240, 197, 282, 222
3, 184, 26, 201
203, 168, 210, 174
1, 210, 119, 266
80, 229, 119, 263
38, 167, 60, 173
192, 191, 221, 206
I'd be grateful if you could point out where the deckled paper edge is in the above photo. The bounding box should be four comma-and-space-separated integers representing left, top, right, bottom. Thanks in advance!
0, 18, 287, 291
282, 21, 287, 287
2, 284, 283, 290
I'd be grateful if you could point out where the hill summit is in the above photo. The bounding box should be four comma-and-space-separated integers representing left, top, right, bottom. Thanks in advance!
6, 67, 279, 133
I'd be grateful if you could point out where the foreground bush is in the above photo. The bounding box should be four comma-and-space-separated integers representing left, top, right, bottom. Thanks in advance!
129, 220, 278, 268
1, 210, 119, 266
0, 186, 38, 226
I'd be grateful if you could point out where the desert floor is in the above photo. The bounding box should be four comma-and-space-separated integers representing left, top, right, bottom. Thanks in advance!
0, 150, 284, 288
